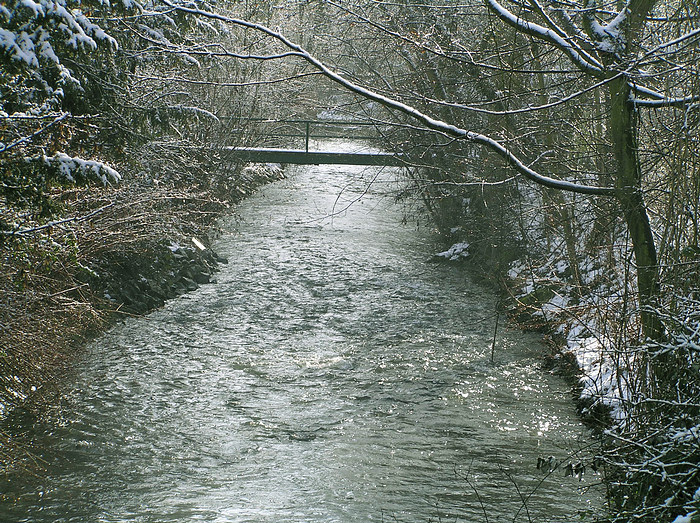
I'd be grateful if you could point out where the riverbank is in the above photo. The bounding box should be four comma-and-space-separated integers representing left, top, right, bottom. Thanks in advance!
433, 242, 609, 425
0, 163, 284, 473
504, 255, 700, 523
434, 235, 700, 523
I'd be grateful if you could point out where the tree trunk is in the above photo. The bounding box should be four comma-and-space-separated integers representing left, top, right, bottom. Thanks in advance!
608, 75, 664, 342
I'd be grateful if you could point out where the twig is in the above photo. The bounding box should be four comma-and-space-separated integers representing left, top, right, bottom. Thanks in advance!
491, 304, 500, 364
3, 202, 115, 237
0, 113, 69, 154
455, 463, 490, 523
47, 283, 89, 298
499, 465, 533, 523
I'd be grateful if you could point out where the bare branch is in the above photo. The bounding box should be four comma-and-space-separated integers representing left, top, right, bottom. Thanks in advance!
162, 0, 616, 197
485, 0, 605, 76
132, 71, 323, 88
2, 203, 116, 237
0, 113, 70, 154
407, 73, 621, 116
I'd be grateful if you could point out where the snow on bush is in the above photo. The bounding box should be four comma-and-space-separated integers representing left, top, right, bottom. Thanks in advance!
0, 0, 118, 87
1, 0, 132, 185
434, 242, 470, 261
30, 153, 121, 184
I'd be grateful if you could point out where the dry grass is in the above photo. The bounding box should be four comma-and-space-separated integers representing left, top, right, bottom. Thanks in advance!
0, 160, 284, 473
0, 178, 244, 473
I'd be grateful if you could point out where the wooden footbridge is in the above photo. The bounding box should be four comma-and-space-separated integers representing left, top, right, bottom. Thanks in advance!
225, 119, 406, 167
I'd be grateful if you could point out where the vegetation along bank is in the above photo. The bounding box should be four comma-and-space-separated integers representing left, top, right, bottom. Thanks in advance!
2, 0, 699, 522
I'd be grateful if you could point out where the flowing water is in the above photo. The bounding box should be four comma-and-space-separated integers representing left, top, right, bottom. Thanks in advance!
2, 143, 604, 522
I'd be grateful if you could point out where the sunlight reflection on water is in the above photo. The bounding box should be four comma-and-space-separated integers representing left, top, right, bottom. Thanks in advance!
2, 141, 605, 523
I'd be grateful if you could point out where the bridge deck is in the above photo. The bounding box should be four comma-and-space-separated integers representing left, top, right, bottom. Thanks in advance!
225, 147, 405, 167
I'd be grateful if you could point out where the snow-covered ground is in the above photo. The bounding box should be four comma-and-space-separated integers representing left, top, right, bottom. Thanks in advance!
505, 253, 631, 420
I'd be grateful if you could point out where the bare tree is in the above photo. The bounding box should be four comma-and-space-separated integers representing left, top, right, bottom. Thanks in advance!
162, 0, 700, 346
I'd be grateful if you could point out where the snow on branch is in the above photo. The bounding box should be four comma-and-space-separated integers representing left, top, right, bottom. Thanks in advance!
484, 0, 605, 76
31, 153, 121, 185
1, 201, 115, 236
0, 112, 69, 153
586, 4, 627, 56
627, 74, 700, 109
631, 94, 700, 109
0, 0, 130, 122
162, 0, 616, 197
627, 26, 700, 108
647, 27, 700, 59
167, 105, 220, 121
1, 0, 118, 70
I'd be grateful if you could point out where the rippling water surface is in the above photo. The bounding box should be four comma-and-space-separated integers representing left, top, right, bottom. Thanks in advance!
2, 143, 604, 522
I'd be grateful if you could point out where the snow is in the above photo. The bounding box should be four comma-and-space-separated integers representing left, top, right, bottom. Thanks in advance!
671, 487, 700, 523
486, 0, 603, 72
39, 153, 122, 185
631, 94, 700, 108
120, 0, 142, 9
136, 23, 167, 42
169, 105, 219, 121
502, 234, 637, 420
38, 31, 60, 63
507, 259, 525, 279
670, 424, 700, 444
538, 292, 569, 318
0, 0, 128, 124
588, 7, 627, 55
434, 242, 469, 261
19, 0, 45, 17
2, 0, 127, 171
0, 29, 40, 66
72, 11, 118, 49
501, 232, 700, 434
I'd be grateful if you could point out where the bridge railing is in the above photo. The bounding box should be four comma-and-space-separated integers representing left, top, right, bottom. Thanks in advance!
240, 118, 390, 152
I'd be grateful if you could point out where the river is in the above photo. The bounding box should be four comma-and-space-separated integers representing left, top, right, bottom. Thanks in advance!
2, 143, 604, 522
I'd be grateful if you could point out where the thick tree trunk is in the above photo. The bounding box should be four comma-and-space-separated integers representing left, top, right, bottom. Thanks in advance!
608, 76, 664, 342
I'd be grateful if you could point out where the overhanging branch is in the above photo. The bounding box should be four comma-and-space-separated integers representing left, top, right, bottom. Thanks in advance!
485, 0, 605, 76
160, 0, 616, 197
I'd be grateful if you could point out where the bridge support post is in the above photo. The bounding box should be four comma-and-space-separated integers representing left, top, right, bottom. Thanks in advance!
305, 121, 310, 153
